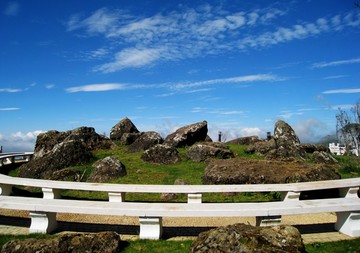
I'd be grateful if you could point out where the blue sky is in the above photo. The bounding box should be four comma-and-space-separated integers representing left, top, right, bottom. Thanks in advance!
1, 0, 360, 151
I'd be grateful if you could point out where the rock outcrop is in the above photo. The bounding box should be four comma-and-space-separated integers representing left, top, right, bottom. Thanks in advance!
1, 232, 123, 253
19, 127, 113, 180
203, 157, 340, 184
246, 120, 308, 161
141, 144, 181, 164
110, 117, 139, 141
87, 156, 127, 183
226, 136, 261, 145
164, 121, 208, 148
186, 143, 234, 162
19, 139, 93, 179
312, 151, 338, 164
189, 223, 305, 253
34, 127, 112, 159
127, 131, 163, 153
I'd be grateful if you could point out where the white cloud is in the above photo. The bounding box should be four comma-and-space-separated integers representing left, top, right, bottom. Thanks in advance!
172, 74, 283, 89
66, 83, 125, 93
94, 47, 164, 73
4, 2, 19, 16
0, 130, 43, 152
66, 4, 360, 72
0, 108, 19, 111
293, 119, 328, 143
312, 57, 360, 68
322, 88, 360, 94
0, 88, 22, 92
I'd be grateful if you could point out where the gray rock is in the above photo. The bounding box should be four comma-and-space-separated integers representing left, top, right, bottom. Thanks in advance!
1, 231, 123, 253
271, 120, 307, 161
110, 117, 139, 140
164, 121, 208, 148
203, 157, 340, 185
226, 136, 261, 145
34, 127, 113, 159
88, 156, 126, 183
186, 143, 234, 162
128, 131, 163, 153
19, 139, 93, 179
19, 127, 115, 180
189, 223, 305, 253
141, 144, 181, 164
120, 132, 142, 145
312, 151, 338, 164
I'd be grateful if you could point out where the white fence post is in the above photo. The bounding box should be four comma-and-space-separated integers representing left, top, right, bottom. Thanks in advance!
139, 217, 163, 240
29, 212, 57, 234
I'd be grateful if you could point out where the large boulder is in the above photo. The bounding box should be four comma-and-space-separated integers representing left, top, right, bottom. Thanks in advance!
189, 223, 305, 253
164, 121, 208, 148
19, 139, 93, 179
141, 144, 181, 164
246, 121, 307, 161
186, 143, 234, 162
34, 127, 113, 159
19, 127, 115, 180
312, 151, 338, 164
270, 120, 307, 161
226, 136, 261, 145
110, 117, 139, 141
87, 156, 127, 183
203, 157, 340, 184
127, 131, 163, 153
1, 231, 123, 253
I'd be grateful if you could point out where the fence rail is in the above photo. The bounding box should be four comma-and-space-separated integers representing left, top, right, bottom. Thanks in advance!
0, 173, 359, 239
0, 152, 33, 167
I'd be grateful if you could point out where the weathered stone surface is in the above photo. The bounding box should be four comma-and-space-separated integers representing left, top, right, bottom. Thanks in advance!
110, 117, 139, 140
164, 121, 208, 148
50, 168, 82, 182
19, 139, 93, 179
203, 157, 340, 184
312, 151, 338, 164
141, 144, 181, 164
226, 136, 262, 145
128, 131, 163, 153
300, 144, 328, 153
246, 139, 276, 155
120, 132, 142, 145
246, 121, 307, 161
87, 156, 126, 183
1, 231, 123, 253
186, 143, 234, 162
189, 223, 305, 253
19, 127, 115, 180
34, 127, 113, 159
270, 120, 307, 161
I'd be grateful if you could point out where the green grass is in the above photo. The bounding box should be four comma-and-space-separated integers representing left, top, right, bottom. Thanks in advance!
120, 240, 193, 253
306, 238, 360, 253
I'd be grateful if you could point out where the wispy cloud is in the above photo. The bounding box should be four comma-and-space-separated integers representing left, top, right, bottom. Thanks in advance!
172, 74, 283, 90
65, 5, 288, 72
65, 4, 360, 73
66, 83, 126, 93
322, 88, 360, 94
4, 1, 19, 16
65, 74, 284, 93
0, 88, 22, 93
0, 108, 20, 111
312, 57, 360, 68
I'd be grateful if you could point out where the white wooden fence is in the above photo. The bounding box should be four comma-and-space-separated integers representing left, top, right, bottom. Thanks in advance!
0, 172, 359, 239
0, 152, 33, 167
